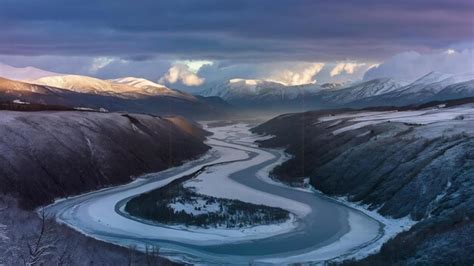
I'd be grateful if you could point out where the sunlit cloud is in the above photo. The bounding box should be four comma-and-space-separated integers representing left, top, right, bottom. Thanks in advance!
330, 62, 366, 77
159, 63, 206, 86
90, 57, 115, 72
267, 63, 325, 85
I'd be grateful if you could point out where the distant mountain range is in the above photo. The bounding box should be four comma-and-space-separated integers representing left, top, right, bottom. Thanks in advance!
34, 75, 195, 100
350, 71, 474, 107
1, 62, 473, 117
0, 75, 233, 119
201, 71, 474, 112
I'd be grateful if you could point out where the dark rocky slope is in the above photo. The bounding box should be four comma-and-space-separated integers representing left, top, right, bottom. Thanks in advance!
252, 100, 474, 265
0, 111, 210, 209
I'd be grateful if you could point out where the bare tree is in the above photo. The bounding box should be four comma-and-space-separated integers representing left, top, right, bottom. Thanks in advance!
20, 209, 58, 265
144, 244, 160, 266
127, 244, 137, 266
56, 243, 71, 266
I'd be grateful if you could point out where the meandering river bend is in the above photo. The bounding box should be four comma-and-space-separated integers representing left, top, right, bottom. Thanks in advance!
45, 123, 381, 264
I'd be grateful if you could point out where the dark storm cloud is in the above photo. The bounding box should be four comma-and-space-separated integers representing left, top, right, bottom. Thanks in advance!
1, 0, 473, 61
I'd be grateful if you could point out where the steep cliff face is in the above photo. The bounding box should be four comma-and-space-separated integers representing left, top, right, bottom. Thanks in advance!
252, 101, 474, 265
0, 111, 209, 209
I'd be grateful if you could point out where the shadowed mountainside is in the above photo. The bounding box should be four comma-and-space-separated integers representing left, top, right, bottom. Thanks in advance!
0, 111, 210, 209
252, 98, 474, 265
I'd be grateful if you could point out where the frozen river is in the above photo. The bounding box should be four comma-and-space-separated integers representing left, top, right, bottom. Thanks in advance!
45, 123, 382, 264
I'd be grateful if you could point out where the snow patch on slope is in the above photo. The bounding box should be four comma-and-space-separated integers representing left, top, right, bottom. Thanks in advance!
320, 105, 474, 135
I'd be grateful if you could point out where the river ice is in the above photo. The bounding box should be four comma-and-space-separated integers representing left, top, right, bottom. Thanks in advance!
44, 122, 384, 264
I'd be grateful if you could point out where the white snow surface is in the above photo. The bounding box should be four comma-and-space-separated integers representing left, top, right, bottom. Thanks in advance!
12, 99, 30, 105
34, 75, 193, 100
168, 199, 220, 216
317, 105, 474, 135
111, 77, 167, 89
0, 62, 59, 81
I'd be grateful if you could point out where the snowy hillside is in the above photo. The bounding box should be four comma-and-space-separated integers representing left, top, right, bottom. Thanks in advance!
35, 75, 147, 98
110, 77, 197, 100
0, 76, 233, 119
35, 75, 200, 101
352, 72, 474, 106
253, 100, 474, 265
111, 76, 168, 89
0, 62, 59, 81
317, 78, 402, 104
202, 71, 474, 110
0, 76, 65, 94
0, 111, 209, 208
201, 78, 323, 102
394, 71, 474, 96
435, 80, 474, 100
200, 77, 403, 108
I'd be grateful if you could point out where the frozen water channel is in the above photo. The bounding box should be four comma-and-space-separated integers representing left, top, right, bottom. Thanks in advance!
45, 122, 384, 264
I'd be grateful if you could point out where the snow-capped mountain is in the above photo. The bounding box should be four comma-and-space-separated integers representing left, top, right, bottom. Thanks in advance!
0, 76, 232, 119
201, 78, 324, 103
394, 71, 474, 96
433, 80, 474, 101
0, 62, 59, 81
317, 78, 402, 104
351, 72, 474, 106
34, 75, 197, 100
35, 75, 133, 96
35, 75, 147, 98
201, 71, 474, 111
201, 77, 399, 108
411, 71, 474, 86
111, 76, 167, 89
0, 76, 66, 95
110, 77, 196, 100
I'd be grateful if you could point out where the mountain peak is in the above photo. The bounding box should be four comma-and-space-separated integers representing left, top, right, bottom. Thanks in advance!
111, 77, 167, 89
0, 62, 60, 81
411, 71, 452, 85
34, 74, 195, 100
410, 71, 474, 87
35, 75, 115, 92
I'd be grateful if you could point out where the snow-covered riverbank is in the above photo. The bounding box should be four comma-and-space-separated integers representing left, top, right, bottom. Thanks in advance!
44, 122, 383, 264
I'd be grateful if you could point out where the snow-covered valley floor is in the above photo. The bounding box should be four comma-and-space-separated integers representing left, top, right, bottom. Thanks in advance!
43, 122, 407, 264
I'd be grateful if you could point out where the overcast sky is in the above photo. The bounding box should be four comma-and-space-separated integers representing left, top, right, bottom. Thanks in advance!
1, 0, 473, 90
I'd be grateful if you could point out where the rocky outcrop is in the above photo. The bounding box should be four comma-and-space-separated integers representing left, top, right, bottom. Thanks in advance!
0, 111, 210, 209
252, 100, 474, 265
